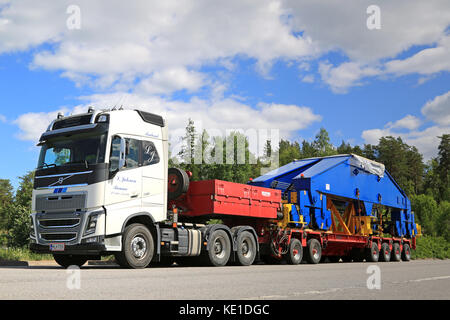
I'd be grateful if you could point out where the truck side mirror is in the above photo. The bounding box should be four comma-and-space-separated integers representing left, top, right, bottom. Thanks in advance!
109, 136, 126, 177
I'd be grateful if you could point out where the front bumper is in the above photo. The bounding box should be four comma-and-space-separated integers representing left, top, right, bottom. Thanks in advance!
30, 243, 107, 255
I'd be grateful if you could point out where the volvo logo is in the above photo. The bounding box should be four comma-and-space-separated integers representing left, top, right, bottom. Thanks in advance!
48, 174, 75, 187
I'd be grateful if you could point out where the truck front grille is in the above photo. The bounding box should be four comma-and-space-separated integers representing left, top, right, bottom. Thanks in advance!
35, 194, 86, 212
41, 233, 77, 242
39, 218, 80, 228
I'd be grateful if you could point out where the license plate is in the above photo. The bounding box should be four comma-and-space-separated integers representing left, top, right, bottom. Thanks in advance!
49, 243, 65, 252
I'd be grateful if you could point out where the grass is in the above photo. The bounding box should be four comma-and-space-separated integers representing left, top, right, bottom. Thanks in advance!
0, 247, 53, 261
411, 235, 450, 260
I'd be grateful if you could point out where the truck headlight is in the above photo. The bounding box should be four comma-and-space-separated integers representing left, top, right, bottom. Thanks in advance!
84, 210, 103, 236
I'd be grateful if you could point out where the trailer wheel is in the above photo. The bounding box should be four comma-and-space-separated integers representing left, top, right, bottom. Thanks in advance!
401, 243, 411, 261
380, 243, 391, 262
236, 231, 257, 266
53, 254, 88, 268
305, 239, 322, 264
366, 242, 379, 262
115, 223, 154, 269
205, 229, 231, 266
391, 243, 401, 262
285, 238, 303, 265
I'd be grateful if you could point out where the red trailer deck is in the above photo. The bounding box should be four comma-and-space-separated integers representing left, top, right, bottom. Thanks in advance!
171, 179, 281, 219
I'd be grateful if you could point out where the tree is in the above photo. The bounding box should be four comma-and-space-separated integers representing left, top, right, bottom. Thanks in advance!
411, 194, 439, 236
15, 171, 34, 209
0, 179, 14, 227
312, 128, 336, 157
437, 201, 450, 241
375, 136, 424, 196
436, 134, 449, 202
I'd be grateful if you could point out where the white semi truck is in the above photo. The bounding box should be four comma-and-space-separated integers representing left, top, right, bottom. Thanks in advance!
30, 108, 278, 268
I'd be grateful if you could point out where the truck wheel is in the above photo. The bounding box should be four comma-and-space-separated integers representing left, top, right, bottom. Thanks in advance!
236, 231, 257, 266
285, 238, 303, 265
391, 243, 401, 261
366, 242, 379, 262
115, 223, 154, 269
305, 238, 321, 264
53, 254, 88, 268
205, 229, 231, 266
401, 243, 411, 261
380, 243, 391, 262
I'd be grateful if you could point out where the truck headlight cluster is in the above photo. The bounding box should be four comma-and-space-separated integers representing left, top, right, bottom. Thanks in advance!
84, 210, 103, 236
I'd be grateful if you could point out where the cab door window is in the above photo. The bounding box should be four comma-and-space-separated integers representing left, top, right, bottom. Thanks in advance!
125, 138, 140, 169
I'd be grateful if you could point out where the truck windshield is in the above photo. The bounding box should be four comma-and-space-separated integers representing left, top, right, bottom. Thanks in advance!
37, 133, 107, 169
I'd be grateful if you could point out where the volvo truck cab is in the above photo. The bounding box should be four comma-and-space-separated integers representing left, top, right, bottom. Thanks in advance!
30, 108, 169, 268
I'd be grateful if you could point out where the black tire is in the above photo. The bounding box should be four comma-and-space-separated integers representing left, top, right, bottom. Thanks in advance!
115, 223, 154, 269
366, 242, 380, 262
53, 254, 88, 268
168, 168, 190, 200
401, 243, 411, 261
205, 229, 231, 266
305, 238, 322, 264
285, 238, 303, 265
235, 231, 257, 266
391, 243, 401, 262
380, 243, 391, 262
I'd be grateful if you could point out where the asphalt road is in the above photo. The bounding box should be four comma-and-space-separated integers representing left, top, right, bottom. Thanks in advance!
0, 259, 449, 300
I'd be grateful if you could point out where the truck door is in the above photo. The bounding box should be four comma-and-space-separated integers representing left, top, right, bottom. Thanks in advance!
105, 136, 143, 233
141, 139, 165, 221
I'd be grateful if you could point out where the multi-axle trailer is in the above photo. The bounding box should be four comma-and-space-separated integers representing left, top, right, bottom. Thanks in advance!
166, 154, 418, 266
30, 108, 419, 268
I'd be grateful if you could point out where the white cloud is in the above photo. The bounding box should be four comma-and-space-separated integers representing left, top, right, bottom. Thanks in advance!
136, 67, 206, 95
421, 90, 450, 126
388, 115, 422, 131
318, 61, 381, 93
14, 93, 322, 159
1, 0, 319, 90
0, 114, 6, 123
385, 35, 450, 77
362, 93, 450, 160
13, 108, 69, 141
286, 0, 450, 63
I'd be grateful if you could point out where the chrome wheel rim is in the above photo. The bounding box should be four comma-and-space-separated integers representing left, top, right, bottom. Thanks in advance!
131, 235, 147, 260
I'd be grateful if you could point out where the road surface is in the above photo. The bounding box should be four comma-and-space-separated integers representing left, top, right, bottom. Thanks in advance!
0, 259, 449, 300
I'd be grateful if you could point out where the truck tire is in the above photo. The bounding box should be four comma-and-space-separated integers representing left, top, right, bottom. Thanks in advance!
391, 243, 401, 262
205, 229, 231, 266
53, 254, 88, 268
168, 168, 189, 200
285, 238, 303, 265
235, 231, 257, 266
366, 242, 379, 262
305, 238, 321, 264
380, 243, 391, 262
401, 243, 411, 261
115, 223, 154, 269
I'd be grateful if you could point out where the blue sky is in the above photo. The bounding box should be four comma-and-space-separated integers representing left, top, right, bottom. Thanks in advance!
0, 1, 449, 190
